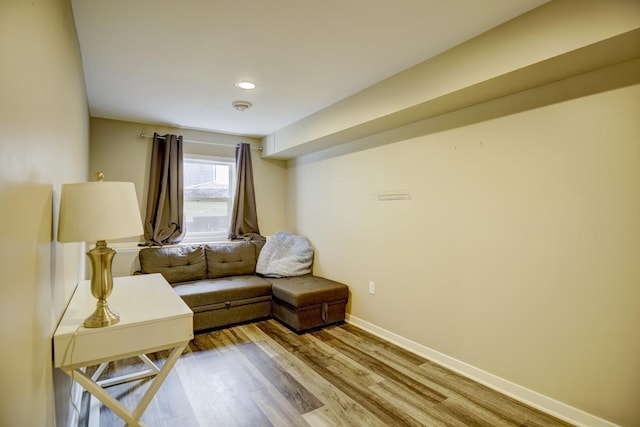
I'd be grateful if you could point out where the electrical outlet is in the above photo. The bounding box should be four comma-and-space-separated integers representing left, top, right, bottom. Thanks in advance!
369, 281, 375, 295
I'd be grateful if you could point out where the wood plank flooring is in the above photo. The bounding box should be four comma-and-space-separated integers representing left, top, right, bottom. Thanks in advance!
79, 319, 573, 427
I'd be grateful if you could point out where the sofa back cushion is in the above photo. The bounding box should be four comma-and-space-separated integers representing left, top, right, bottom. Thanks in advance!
205, 242, 257, 278
139, 245, 206, 284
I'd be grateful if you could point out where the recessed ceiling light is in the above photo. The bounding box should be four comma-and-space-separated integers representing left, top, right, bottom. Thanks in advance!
232, 100, 252, 111
236, 81, 256, 90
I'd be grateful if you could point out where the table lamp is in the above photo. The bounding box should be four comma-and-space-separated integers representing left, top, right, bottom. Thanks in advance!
57, 173, 143, 328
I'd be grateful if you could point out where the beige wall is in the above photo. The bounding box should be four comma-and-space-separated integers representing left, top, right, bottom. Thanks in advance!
287, 72, 640, 425
89, 118, 288, 274
0, 0, 89, 426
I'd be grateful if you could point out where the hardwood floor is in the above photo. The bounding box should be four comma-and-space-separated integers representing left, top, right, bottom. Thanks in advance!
79, 319, 573, 427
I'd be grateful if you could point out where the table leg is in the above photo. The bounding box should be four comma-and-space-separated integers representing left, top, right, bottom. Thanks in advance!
68, 367, 141, 425
131, 344, 186, 422
64, 342, 188, 427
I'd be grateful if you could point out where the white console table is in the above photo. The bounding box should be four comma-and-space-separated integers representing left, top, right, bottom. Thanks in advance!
53, 273, 193, 426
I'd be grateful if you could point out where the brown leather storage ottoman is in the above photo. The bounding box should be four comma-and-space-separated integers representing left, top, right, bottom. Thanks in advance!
269, 274, 349, 332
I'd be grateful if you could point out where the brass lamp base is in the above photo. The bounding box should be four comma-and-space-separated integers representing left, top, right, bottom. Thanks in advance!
84, 300, 120, 328
84, 240, 120, 328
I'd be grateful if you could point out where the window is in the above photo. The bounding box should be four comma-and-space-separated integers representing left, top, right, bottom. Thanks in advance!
183, 155, 235, 242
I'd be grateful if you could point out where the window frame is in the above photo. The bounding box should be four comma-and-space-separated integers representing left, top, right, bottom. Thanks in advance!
182, 153, 236, 243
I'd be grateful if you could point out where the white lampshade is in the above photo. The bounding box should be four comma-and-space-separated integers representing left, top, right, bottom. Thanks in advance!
58, 181, 143, 243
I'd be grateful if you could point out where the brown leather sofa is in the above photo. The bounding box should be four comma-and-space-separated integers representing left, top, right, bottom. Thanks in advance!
137, 241, 349, 332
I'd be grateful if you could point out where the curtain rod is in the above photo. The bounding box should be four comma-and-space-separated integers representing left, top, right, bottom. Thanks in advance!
138, 133, 263, 151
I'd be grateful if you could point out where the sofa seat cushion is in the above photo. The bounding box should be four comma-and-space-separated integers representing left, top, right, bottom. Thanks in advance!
172, 275, 272, 309
139, 245, 206, 284
270, 275, 348, 308
205, 242, 257, 278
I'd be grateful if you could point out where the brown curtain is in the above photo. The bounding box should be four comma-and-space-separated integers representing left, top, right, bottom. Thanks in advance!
142, 133, 185, 246
228, 143, 265, 241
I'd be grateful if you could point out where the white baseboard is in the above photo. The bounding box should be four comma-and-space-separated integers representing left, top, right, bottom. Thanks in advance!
345, 314, 618, 427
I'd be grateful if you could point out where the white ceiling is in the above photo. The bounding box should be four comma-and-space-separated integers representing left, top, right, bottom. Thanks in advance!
71, 0, 548, 138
